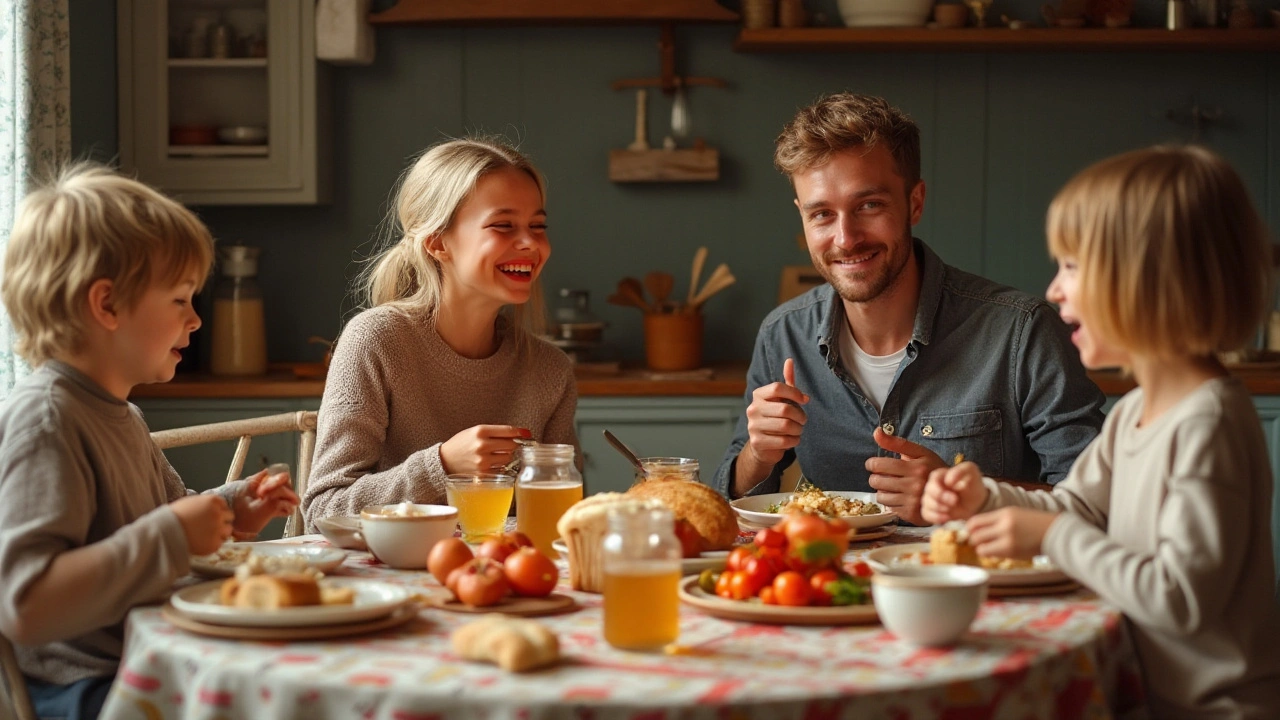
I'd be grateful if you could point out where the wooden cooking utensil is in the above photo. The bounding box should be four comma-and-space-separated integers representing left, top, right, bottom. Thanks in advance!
644, 271, 675, 312
686, 246, 708, 308
689, 264, 736, 310
607, 292, 648, 312
618, 277, 652, 313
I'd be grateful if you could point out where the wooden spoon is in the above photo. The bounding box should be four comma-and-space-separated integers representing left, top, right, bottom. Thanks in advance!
644, 271, 674, 312
689, 264, 736, 310
686, 246, 708, 309
618, 277, 652, 313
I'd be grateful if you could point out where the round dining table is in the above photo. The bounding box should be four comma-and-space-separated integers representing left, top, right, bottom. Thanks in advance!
100, 526, 1145, 720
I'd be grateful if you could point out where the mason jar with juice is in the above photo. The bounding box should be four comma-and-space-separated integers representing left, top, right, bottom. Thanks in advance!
602, 506, 681, 650
515, 444, 583, 557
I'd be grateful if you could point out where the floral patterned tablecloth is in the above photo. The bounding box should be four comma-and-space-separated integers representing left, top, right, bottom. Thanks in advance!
102, 527, 1144, 720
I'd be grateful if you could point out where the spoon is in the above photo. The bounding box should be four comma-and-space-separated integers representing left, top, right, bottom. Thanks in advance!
602, 430, 647, 478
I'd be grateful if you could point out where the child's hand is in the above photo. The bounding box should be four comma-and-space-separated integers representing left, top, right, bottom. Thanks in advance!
921, 461, 987, 524
171, 494, 234, 555
964, 507, 1058, 560
441, 425, 532, 474
231, 469, 301, 540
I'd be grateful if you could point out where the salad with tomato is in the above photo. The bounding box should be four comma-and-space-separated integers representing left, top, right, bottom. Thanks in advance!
699, 514, 873, 607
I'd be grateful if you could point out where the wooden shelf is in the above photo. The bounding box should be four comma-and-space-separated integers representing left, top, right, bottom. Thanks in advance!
168, 58, 268, 69
168, 144, 269, 157
369, 0, 738, 25
734, 27, 1280, 52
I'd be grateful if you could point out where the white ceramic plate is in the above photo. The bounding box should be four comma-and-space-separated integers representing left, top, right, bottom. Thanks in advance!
315, 516, 367, 551
552, 539, 727, 576
170, 577, 411, 627
865, 542, 1068, 587
190, 543, 347, 578
730, 491, 897, 530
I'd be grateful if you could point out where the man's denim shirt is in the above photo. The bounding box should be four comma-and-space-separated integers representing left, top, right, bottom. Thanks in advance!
712, 240, 1106, 499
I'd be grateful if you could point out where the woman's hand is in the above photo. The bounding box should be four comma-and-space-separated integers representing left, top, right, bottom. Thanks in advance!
231, 469, 301, 540
964, 507, 1058, 560
171, 494, 234, 555
441, 425, 532, 474
922, 462, 988, 524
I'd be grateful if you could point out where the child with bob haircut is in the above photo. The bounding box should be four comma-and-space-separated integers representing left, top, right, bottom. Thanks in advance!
304, 137, 578, 528
0, 163, 299, 719
923, 145, 1280, 717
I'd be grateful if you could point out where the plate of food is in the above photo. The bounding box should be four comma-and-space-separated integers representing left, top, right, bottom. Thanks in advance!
553, 539, 726, 576
865, 542, 1068, 587
190, 543, 347, 578
170, 576, 411, 627
677, 576, 879, 626
730, 489, 897, 530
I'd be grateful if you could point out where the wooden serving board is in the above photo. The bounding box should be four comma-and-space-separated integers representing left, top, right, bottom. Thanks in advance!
161, 603, 420, 641
425, 592, 578, 617
988, 580, 1084, 598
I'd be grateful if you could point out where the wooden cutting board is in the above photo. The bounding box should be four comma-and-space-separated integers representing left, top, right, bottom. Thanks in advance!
778, 265, 825, 305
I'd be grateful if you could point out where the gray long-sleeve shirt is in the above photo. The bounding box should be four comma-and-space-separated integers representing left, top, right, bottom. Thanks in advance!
0, 361, 237, 684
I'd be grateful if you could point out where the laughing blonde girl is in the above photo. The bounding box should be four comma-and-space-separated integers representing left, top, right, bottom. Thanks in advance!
304, 138, 579, 529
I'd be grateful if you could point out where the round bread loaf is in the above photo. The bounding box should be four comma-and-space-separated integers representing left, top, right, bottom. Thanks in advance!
625, 479, 738, 552
226, 572, 323, 609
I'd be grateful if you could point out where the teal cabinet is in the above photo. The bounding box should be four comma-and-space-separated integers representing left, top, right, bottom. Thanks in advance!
135, 398, 321, 539
574, 397, 744, 496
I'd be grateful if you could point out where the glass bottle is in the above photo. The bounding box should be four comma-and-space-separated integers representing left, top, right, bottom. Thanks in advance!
602, 506, 681, 650
210, 245, 268, 376
515, 444, 583, 557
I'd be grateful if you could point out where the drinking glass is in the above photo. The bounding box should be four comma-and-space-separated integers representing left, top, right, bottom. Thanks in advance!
445, 474, 515, 542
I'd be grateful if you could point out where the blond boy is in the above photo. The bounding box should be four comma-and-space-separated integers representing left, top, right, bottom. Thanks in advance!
0, 164, 298, 718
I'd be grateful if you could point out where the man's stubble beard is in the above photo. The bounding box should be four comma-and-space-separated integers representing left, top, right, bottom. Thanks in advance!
811, 220, 913, 305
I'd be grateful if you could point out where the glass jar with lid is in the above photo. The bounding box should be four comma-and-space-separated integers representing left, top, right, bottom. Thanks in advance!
602, 505, 682, 650
515, 444, 583, 557
210, 245, 268, 376
635, 457, 699, 486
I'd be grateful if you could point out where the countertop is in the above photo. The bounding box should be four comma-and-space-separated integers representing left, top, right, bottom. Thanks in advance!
127, 365, 1280, 400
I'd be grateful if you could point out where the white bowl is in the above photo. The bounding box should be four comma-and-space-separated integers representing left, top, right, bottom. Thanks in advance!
871, 565, 988, 646
837, 0, 934, 27
217, 125, 267, 145
359, 504, 457, 569
315, 515, 367, 551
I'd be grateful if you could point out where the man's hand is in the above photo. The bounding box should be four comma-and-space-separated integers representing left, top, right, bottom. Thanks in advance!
865, 427, 946, 525
231, 468, 301, 540
965, 507, 1058, 560
171, 494, 234, 555
922, 462, 988, 525
734, 358, 808, 495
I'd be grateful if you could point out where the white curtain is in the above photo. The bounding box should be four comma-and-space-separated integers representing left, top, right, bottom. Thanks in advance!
0, 2, 71, 399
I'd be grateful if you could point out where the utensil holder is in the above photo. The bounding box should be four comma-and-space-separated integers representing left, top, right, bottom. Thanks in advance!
644, 312, 703, 371
742, 0, 777, 28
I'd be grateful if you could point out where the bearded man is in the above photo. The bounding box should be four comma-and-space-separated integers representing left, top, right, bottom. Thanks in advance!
712, 93, 1105, 525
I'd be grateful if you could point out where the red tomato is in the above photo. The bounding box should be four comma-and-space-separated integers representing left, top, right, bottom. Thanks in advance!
726, 546, 754, 573
741, 555, 778, 591
847, 560, 873, 578
808, 569, 840, 606
752, 527, 786, 550
503, 547, 558, 597
427, 537, 474, 585
781, 514, 849, 570
452, 558, 509, 607
756, 546, 789, 576
475, 536, 520, 563
505, 531, 534, 549
729, 571, 762, 600
715, 570, 736, 599
772, 571, 811, 607
758, 586, 777, 605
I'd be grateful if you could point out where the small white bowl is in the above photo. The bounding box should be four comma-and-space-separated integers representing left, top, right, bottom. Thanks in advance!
359, 504, 457, 569
837, 0, 934, 27
217, 125, 267, 145
315, 515, 367, 551
872, 565, 988, 646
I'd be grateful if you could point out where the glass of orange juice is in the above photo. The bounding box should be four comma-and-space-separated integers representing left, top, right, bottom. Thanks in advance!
445, 473, 515, 542
515, 444, 583, 557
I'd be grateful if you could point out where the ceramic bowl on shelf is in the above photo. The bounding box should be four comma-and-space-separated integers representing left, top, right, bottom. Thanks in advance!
169, 124, 218, 146
871, 564, 988, 646
217, 125, 268, 145
837, 0, 934, 27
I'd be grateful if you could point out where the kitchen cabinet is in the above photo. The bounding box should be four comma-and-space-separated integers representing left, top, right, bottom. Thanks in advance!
117, 0, 330, 205
575, 396, 743, 495
734, 27, 1280, 52
135, 398, 321, 539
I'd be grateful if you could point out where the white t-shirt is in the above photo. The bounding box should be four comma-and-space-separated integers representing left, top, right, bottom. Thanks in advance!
838, 321, 906, 413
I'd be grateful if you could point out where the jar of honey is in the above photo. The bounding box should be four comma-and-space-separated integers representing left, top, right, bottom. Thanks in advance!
602, 506, 681, 650
210, 245, 268, 376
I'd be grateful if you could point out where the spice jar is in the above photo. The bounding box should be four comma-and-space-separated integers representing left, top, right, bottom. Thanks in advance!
210, 245, 268, 376
515, 444, 583, 557
602, 506, 681, 650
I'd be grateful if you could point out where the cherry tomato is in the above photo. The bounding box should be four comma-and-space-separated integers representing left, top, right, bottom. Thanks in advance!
503, 547, 558, 597
475, 536, 520, 563
808, 569, 840, 606
726, 546, 754, 573
758, 586, 777, 605
772, 571, 811, 607
427, 537, 474, 585
741, 555, 777, 591
782, 514, 849, 569
753, 527, 786, 550
847, 560, 873, 578
756, 546, 789, 576
505, 531, 534, 549
716, 570, 737, 599
452, 558, 509, 607
729, 571, 762, 600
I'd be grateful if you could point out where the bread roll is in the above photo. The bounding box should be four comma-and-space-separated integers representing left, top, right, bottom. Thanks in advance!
556, 493, 662, 593
226, 573, 323, 609
625, 478, 738, 552
451, 615, 559, 672
929, 524, 979, 566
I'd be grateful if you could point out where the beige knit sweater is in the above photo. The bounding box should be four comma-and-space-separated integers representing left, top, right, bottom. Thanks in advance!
303, 305, 579, 531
